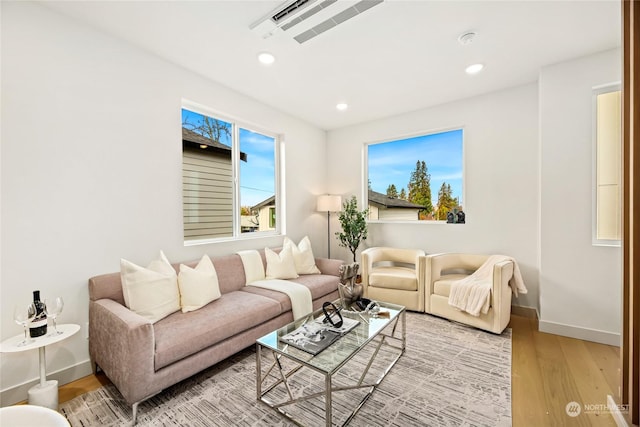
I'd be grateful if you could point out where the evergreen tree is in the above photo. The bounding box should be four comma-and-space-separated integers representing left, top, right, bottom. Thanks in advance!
386, 184, 398, 198
399, 188, 407, 200
407, 160, 433, 216
435, 182, 458, 220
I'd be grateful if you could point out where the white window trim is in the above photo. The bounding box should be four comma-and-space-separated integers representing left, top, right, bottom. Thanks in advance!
182, 100, 282, 245
591, 82, 622, 247
363, 125, 466, 224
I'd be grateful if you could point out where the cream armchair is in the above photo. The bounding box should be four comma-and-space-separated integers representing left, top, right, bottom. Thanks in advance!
423, 253, 514, 334
361, 247, 426, 312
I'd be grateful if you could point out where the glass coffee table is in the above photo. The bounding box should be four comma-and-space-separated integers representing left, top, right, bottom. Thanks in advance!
256, 301, 405, 426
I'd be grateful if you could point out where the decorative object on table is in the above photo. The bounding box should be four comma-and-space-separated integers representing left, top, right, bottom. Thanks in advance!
44, 297, 64, 336
338, 262, 362, 309
335, 195, 369, 262
321, 301, 343, 328
278, 307, 359, 355
316, 194, 342, 258
29, 291, 47, 338
13, 303, 36, 347
446, 207, 465, 223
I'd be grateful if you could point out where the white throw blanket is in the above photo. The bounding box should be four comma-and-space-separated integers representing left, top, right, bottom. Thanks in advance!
247, 279, 313, 320
238, 250, 312, 320
448, 255, 527, 317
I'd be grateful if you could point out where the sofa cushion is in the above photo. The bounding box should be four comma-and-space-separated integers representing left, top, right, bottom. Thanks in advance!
432, 274, 471, 297
153, 291, 282, 370
120, 251, 181, 323
369, 267, 418, 291
178, 255, 221, 313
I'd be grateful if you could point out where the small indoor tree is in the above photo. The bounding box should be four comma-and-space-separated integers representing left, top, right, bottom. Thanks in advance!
335, 196, 369, 262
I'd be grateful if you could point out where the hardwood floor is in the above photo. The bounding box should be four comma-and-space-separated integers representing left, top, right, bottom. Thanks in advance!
57, 315, 621, 426
511, 315, 620, 426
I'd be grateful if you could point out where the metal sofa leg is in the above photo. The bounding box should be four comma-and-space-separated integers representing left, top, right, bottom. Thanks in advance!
131, 402, 139, 426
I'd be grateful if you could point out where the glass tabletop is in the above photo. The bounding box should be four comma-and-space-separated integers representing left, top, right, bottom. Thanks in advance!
256, 301, 405, 375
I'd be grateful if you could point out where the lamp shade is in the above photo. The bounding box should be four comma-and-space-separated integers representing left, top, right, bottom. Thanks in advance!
317, 195, 342, 212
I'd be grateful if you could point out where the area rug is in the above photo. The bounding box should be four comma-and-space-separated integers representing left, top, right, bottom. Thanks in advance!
60, 312, 511, 426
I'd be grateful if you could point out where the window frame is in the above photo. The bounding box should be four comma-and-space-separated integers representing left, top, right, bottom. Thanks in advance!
591, 83, 622, 247
182, 100, 282, 245
363, 126, 465, 224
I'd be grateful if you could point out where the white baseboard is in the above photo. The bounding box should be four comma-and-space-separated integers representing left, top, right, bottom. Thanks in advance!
0, 359, 93, 407
538, 319, 620, 346
511, 305, 539, 319
607, 395, 630, 427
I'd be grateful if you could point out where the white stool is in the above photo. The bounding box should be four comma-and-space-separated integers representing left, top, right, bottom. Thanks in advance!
0, 405, 70, 426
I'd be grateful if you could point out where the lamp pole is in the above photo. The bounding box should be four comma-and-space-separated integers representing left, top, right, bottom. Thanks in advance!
327, 210, 331, 258
317, 195, 342, 259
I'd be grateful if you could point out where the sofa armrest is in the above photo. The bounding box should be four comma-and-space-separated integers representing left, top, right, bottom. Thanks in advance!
89, 299, 155, 405
314, 257, 344, 276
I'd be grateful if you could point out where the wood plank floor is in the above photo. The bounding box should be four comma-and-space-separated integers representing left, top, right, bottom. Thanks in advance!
56, 315, 621, 426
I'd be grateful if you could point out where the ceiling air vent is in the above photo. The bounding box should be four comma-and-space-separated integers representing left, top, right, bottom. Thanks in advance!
250, 0, 384, 43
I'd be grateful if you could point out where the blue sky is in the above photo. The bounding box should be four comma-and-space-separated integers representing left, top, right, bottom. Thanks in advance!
182, 109, 275, 207
367, 129, 463, 207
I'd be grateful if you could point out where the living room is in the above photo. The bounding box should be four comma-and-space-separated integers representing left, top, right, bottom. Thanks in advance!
1, 0, 638, 425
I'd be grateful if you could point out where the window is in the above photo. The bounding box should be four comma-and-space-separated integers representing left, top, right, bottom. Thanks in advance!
366, 129, 464, 222
593, 85, 622, 245
182, 103, 278, 243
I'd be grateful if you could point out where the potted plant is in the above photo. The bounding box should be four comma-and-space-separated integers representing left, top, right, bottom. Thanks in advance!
335, 196, 369, 263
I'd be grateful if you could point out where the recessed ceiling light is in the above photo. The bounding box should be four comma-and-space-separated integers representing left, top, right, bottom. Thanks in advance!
257, 52, 275, 65
465, 63, 484, 75
336, 103, 348, 111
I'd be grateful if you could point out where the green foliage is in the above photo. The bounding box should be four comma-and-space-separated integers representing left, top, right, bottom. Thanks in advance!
335, 196, 369, 262
386, 184, 398, 198
435, 182, 458, 220
399, 188, 407, 200
407, 160, 433, 215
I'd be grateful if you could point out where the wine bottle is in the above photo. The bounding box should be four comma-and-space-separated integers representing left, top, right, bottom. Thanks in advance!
29, 290, 47, 338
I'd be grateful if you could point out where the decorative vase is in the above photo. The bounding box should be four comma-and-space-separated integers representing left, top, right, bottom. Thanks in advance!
339, 282, 363, 309
338, 262, 363, 309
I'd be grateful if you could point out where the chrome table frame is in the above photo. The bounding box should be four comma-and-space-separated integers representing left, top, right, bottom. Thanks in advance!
256, 304, 405, 427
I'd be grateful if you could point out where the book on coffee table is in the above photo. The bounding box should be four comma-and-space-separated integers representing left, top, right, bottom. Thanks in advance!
279, 317, 359, 355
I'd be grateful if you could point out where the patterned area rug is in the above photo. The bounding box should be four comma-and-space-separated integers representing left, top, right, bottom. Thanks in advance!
60, 312, 511, 426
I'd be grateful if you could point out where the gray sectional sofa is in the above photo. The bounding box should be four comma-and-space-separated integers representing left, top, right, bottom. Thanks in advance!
88, 250, 343, 422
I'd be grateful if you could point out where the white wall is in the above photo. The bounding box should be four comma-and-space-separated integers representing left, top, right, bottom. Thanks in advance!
539, 49, 622, 345
326, 83, 540, 311
0, 2, 328, 404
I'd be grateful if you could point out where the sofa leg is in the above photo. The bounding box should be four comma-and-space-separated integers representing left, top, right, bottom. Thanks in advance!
131, 402, 139, 426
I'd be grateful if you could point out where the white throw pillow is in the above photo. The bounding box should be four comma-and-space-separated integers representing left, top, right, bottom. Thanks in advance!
237, 250, 266, 285
283, 236, 321, 275
178, 255, 221, 313
265, 246, 299, 280
120, 251, 181, 323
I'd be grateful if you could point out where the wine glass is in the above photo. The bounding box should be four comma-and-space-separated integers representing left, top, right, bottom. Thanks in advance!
44, 297, 64, 336
13, 303, 37, 346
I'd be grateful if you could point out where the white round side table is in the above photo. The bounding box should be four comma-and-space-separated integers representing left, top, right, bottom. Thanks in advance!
0, 324, 80, 410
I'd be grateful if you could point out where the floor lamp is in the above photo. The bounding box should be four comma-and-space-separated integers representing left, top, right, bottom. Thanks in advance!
317, 195, 342, 258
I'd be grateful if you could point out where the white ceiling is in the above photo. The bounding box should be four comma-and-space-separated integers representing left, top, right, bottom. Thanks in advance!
41, 0, 621, 131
